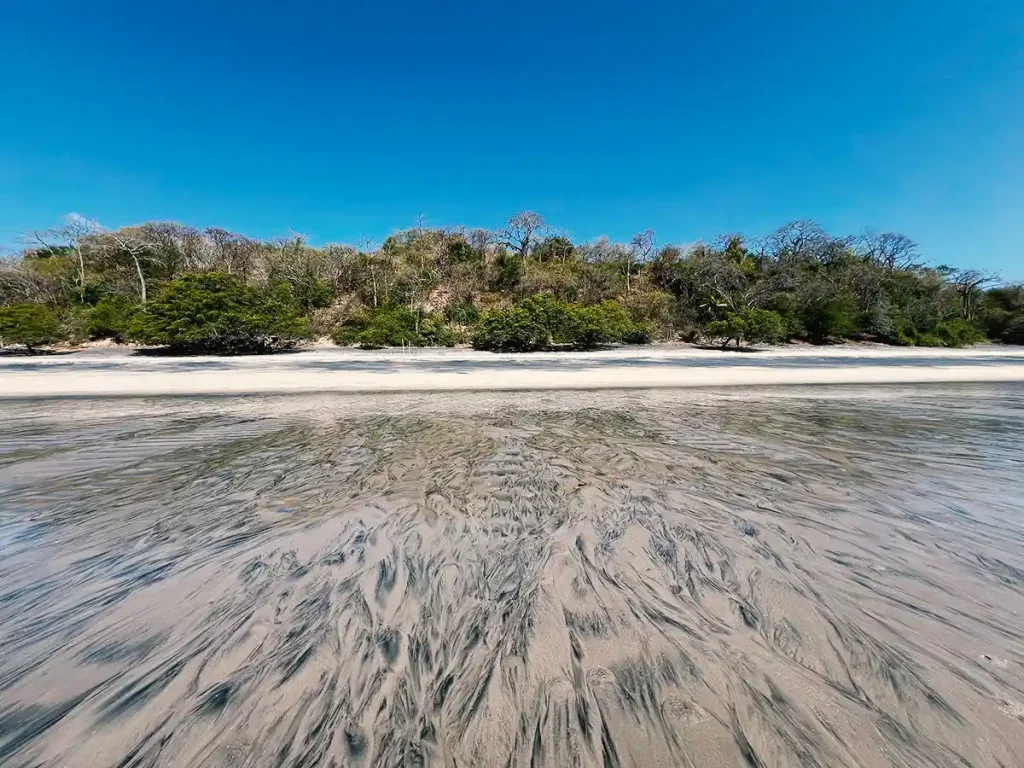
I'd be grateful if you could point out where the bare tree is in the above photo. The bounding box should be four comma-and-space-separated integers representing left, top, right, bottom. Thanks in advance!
100, 228, 156, 302
856, 231, 920, 272
498, 211, 546, 278
942, 267, 996, 321
356, 237, 383, 308
139, 221, 205, 277
23, 213, 101, 302
627, 229, 656, 293
763, 220, 838, 264
0, 257, 67, 305
206, 227, 261, 279
467, 228, 491, 256
413, 213, 429, 240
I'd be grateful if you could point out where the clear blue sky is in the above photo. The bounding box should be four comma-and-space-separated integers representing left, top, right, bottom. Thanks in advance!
2, 0, 1022, 278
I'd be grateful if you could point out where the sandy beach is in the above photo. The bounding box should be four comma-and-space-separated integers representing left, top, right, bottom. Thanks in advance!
3, 385, 1024, 767
2, 344, 1024, 398
4, 345, 1024, 767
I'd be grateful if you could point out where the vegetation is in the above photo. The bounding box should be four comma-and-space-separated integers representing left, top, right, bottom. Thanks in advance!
125, 272, 307, 354
85, 296, 136, 341
331, 306, 456, 349
472, 296, 648, 352
705, 309, 785, 348
0, 304, 62, 352
0, 212, 1020, 353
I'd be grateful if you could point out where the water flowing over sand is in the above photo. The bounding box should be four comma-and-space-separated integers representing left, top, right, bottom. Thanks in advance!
2, 386, 1024, 767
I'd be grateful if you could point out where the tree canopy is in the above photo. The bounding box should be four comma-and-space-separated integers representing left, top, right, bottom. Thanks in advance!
125, 272, 307, 354
1, 213, 1021, 353
0, 304, 62, 352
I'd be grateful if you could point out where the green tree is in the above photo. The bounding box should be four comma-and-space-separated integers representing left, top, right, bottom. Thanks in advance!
533, 236, 576, 263
489, 253, 525, 293
801, 295, 857, 343
85, 296, 137, 341
705, 308, 784, 348
0, 304, 63, 351
577, 300, 640, 344
126, 272, 307, 353
472, 295, 647, 352
1003, 316, 1024, 345
472, 307, 548, 352
332, 306, 455, 349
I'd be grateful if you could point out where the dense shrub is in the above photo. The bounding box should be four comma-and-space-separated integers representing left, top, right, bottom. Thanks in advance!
516, 294, 578, 343
1002, 316, 1024, 345
331, 306, 456, 349
0, 303, 63, 351
86, 296, 137, 341
887, 318, 983, 348
444, 300, 479, 325
619, 290, 676, 339
126, 272, 307, 353
294, 277, 335, 312
447, 239, 481, 263
935, 319, 985, 347
471, 307, 549, 351
705, 308, 785, 348
472, 295, 649, 352
800, 296, 857, 344
489, 254, 524, 292
980, 307, 1014, 340
581, 300, 636, 342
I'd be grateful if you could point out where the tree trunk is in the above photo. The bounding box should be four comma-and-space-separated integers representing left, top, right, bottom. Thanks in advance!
76, 246, 86, 302
132, 254, 147, 303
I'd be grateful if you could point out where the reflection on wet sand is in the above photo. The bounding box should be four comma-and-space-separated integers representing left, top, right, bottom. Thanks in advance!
1, 386, 1024, 767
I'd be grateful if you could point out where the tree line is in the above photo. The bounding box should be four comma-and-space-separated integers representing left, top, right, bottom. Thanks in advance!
0, 211, 1021, 353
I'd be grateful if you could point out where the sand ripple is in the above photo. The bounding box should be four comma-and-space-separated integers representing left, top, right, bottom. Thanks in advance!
1, 386, 1023, 767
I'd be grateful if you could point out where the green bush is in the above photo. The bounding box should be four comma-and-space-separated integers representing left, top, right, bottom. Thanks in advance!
294, 277, 334, 312
935, 319, 984, 347
471, 307, 549, 351
704, 308, 784, 347
472, 295, 648, 352
980, 307, 1013, 340
769, 293, 805, 338
743, 308, 785, 344
889, 318, 982, 348
445, 300, 479, 325
331, 306, 456, 349
1002, 316, 1024, 345
489, 254, 524, 292
801, 296, 857, 343
86, 296, 137, 341
0, 304, 63, 351
126, 272, 308, 354
582, 300, 636, 341
447, 239, 481, 263
619, 290, 675, 339
515, 294, 574, 342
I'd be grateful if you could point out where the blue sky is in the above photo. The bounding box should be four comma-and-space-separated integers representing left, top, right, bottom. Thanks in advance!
2, 0, 1022, 277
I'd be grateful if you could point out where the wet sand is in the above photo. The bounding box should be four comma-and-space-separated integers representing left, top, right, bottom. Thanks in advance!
2, 386, 1024, 767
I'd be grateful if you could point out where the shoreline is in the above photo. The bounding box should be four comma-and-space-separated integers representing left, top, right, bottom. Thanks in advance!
2, 345, 1023, 398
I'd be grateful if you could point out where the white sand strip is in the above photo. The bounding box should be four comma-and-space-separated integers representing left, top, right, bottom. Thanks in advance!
2, 363, 1023, 398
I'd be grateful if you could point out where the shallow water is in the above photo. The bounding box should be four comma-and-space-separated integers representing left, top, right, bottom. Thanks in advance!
2, 386, 1024, 767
